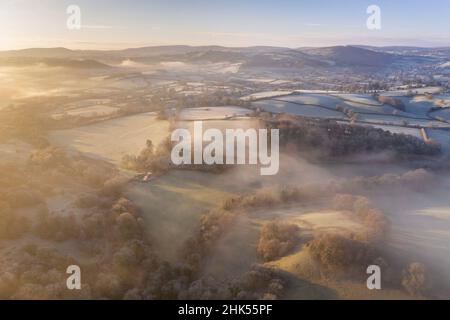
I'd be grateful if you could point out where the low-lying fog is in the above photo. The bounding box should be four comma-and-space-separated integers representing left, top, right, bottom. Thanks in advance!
127, 146, 450, 289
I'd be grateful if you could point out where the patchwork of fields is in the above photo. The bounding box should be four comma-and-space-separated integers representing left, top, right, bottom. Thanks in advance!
41, 86, 450, 300
252, 90, 450, 151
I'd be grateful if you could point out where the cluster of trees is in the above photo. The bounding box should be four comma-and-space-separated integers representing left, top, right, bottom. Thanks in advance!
0, 182, 285, 300
336, 105, 360, 122
0, 192, 157, 299
29, 146, 69, 170
32, 194, 145, 244
305, 233, 432, 297
176, 265, 285, 300
375, 95, 406, 111
257, 222, 300, 262
267, 116, 441, 159
306, 233, 378, 279
332, 194, 388, 242
28, 146, 126, 193
0, 140, 153, 299
0, 143, 154, 299
0, 133, 289, 300
0, 245, 88, 299
222, 186, 325, 212
121, 138, 171, 174
183, 209, 236, 272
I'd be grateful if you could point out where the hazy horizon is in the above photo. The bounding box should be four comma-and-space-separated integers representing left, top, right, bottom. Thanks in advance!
2, 43, 450, 53
1, 0, 450, 51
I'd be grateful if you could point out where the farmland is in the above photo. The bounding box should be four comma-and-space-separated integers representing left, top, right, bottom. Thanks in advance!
252, 90, 450, 151
179, 106, 253, 121
2, 43, 450, 300
49, 113, 170, 165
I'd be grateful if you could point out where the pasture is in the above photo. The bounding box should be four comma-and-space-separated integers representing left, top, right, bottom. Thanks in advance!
49, 113, 170, 165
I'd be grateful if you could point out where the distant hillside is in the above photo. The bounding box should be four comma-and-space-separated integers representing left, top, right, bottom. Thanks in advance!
0, 57, 111, 69
354, 45, 450, 59
241, 50, 330, 69
298, 46, 398, 67
117, 45, 291, 57
0, 47, 78, 58
0, 44, 447, 70
116, 45, 226, 57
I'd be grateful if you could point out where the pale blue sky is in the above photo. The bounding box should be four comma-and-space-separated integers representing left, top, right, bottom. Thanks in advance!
1, 0, 449, 50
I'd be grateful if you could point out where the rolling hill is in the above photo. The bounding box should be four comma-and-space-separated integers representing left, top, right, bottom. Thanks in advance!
298, 45, 399, 67
0, 45, 447, 70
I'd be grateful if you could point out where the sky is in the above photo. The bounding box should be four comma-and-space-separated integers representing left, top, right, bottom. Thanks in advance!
1, 0, 450, 50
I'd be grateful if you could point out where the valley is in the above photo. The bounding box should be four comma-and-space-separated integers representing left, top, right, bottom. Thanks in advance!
1, 44, 450, 300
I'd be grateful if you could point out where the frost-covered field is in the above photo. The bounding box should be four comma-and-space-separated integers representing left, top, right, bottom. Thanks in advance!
433, 94, 450, 108
52, 105, 119, 119
396, 96, 436, 116
252, 91, 450, 147
273, 93, 394, 114
275, 94, 338, 106
255, 93, 401, 116
294, 89, 340, 94
427, 129, 450, 151
412, 95, 450, 109
332, 93, 383, 106
177, 118, 262, 134
253, 99, 346, 119
49, 113, 170, 165
358, 113, 447, 128
179, 106, 253, 120
240, 91, 294, 101
431, 108, 450, 122
378, 185, 450, 283
255, 93, 450, 126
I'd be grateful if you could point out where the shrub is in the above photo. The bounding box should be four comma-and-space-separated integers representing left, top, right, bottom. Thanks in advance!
402, 262, 430, 297
307, 233, 376, 279
257, 222, 300, 261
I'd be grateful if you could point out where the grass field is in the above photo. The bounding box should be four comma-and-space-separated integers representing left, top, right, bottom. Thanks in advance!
332, 93, 383, 106
269, 247, 412, 299
49, 113, 170, 165
176, 118, 263, 132
253, 99, 346, 119
52, 105, 119, 119
358, 113, 446, 128
241, 91, 294, 101
179, 106, 253, 120
431, 108, 450, 121
126, 169, 259, 262
427, 129, 450, 151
